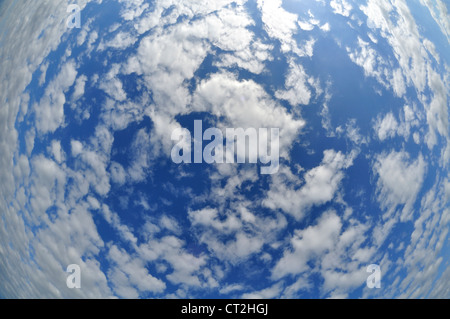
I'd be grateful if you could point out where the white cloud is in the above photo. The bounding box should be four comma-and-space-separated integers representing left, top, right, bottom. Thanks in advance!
39, 62, 49, 86
215, 40, 273, 74
107, 245, 165, 298
373, 150, 426, 222
320, 23, 330, 32
193, 71, 305, 159
34, 60, 78, 134
126, 127, 154, 183
330, 0, 352, 17
374, 112, 399, 141
242, 282, 283, 299
361, 0, 449, 163
347, 37, 406, 98
272, 211, 342, 279
344, 118, 369, 145
101, 204, 137, 246
99, 64, 127, 101
118, 0, 149, 21
275, 59, 313, 106
419, 0, 450, 43
49, 140, 65, 164
257, 0, 298, 52
137, 234, 211, 288
298, 20, 314, 31
109, 161, 127, 186
264, 150, 356, 220
365, 175, 449, 298
188, 205, 287, 264
71, 140, 83, 157
281, 276, 312, 298
219, 283, 245, 295
373, 105, 423, 142
398, 179, 449, 297
100, 31, 138, 50
123, 19, 208, 115
72, 75, 87, 101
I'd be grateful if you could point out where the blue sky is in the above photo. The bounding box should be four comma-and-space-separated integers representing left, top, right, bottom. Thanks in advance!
0, 0, 448, 299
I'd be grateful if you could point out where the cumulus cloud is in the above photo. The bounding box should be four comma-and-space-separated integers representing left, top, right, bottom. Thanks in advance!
34, 60, 78, 134
242, 282, 283, 299
275, 59, 313, 106
374, 112, 399, 141
373, 150, 426, 222
189, 204, 287, 264
347, 37, 406, 98
360, 0, 449, 163
420, 0, 450, 43
107, 245, 166, 298
264, 150, 357, 220
373, 106, 421, 142
272, 211, 342, 279
99, 31, 138, 50
257, 0, 299, 53
72, 75, 88, 101
192, 71, 305, 159
330, 0, 352, 17
137, 233, 211, 289
99, 64, 127, 101
215, 39, 273, 74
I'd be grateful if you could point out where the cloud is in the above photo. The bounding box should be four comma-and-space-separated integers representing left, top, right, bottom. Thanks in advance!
360, 0, 449, 163
275, 59, 313, 106
272, 211, 342, 280
117, 0, 149, 21
347, 37, 406, 97
101, 204, 137, 246
192, 71, 305, 159
98, 64, 127, 101
364, 175, 449, 298
1, 152, 114, 298
219, 284, 245, 295
109, 161, 127, 186
107, 245, 166, 298
34, 60, 78, 134
343, 118, 369, 145
264, 150, 356, 220
49, 140, 65, 164
99, 31, 138, 50
373, 106, 422, 142
189, 204, 287, 264
137, 234, 211, 289
215, 39, 273, 74
330, 0, 352, 17
374, 112, 399, 141
297, 11, 329, 32
242, 282, 283, 299
395, 176, 449, 298
419, 0, 450, 43
373, 150, 426, 222
72, 75, 87, 101
257, 0, 298, 52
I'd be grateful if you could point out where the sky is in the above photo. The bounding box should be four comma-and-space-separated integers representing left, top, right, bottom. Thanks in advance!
0, 0, 448, 299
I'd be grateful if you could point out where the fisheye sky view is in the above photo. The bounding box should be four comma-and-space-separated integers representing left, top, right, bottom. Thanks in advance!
0, 0, 448, 299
